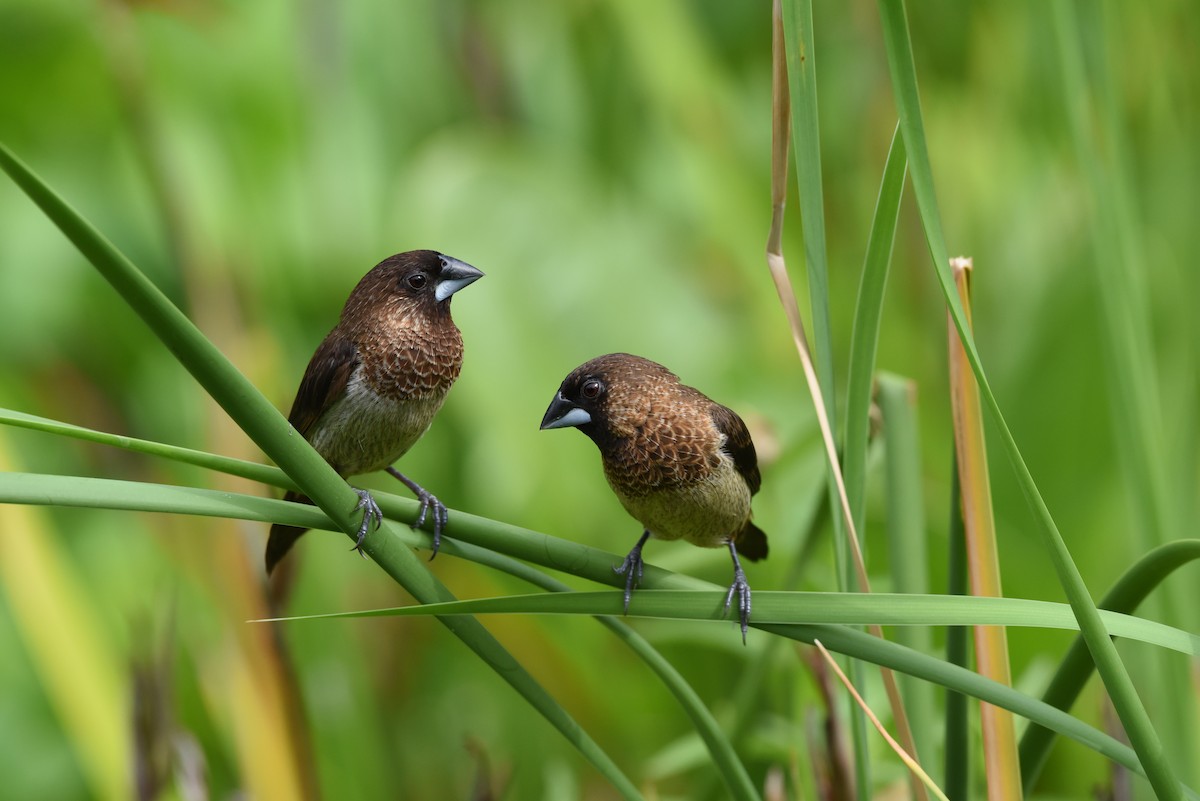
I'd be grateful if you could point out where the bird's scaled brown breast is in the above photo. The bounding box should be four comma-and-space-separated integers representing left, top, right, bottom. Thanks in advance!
310, 298, 463, 477
601, 386, 723, 495
359, 306, 464, 401
598, 378, 752, 547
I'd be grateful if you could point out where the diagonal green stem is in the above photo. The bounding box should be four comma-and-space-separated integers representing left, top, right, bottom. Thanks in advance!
0, 408, 291, 489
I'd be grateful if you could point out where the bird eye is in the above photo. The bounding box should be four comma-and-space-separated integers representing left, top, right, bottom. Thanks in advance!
407, 273, 428, 289
581, 379, 602, 399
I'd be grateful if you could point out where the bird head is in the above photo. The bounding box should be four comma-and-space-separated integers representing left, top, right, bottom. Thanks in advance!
342, 250, 483, 322
540, 353, 679, 446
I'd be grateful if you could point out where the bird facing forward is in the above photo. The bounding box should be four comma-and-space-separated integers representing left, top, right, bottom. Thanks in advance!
265, 249, 484, 574
540, 353, 768, 641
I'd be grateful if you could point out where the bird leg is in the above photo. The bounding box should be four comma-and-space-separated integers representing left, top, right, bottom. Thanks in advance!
613, 530, 651, 614
386, 467, 449, 559
350, 487, 384, 556
723, 540, 752, 644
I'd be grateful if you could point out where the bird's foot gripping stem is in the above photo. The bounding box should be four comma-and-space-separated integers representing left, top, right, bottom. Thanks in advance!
386, 467, 449, 559
351, 488, 384, 556
723, 541, 752, 644
613, 530, 651, 614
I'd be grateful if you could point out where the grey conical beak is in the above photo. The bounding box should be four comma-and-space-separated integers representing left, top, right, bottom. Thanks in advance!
540, 392, 592, 430
435, 255, 484, 302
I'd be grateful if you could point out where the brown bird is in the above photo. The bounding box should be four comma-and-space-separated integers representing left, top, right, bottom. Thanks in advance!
539, 353, 768, 641
265, 249, 483, 574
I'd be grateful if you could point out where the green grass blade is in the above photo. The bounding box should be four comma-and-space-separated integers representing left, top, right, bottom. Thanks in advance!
877, 374, 936, 762
257, 591, 1196, 656
778, 0, 836, 428
873, 4, 1180, 797
844, 128, 906, 535
0, 407, 292, 489
1020, 539, 1200, 791
0, 143, 644, 801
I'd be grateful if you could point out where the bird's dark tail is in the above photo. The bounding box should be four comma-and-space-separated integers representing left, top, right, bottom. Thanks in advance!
266, 491, 312, 574
736, 521, 769, 562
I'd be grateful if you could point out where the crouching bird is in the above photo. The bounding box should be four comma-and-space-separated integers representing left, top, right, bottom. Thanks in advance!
265, 250, 484, 574
540, 353, 768, 641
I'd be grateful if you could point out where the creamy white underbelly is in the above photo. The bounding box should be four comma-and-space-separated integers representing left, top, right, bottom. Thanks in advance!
308, 370, 446, 477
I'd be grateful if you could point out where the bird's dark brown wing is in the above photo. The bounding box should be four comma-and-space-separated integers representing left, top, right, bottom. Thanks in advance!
287, 334, 359, 438
710, 402, 761, 495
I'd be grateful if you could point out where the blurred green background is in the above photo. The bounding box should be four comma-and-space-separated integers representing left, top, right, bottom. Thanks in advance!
0, 1, 1196, 799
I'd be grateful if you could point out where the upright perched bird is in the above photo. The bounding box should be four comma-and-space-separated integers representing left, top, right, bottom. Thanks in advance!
265, 250, 483, 574
540, 353, 768, 640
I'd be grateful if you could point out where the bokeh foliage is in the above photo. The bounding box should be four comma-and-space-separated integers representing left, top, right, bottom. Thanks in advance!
0, 1, 1196, 799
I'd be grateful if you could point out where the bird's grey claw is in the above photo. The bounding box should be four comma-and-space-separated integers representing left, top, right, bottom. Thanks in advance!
723, 566, 752, 645
412, 489, 448, 561
613, 546, 645, 614
351, 488, 384, 557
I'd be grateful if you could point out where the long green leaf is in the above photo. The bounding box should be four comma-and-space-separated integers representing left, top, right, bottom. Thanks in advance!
873, 4, 1180, 798
0, 143, 643, 801
877, 374, 936, 765
843, 129, 906, 539
0, 407, 291, 489
779, 0, 836, 431
258, 592, 1195, 657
